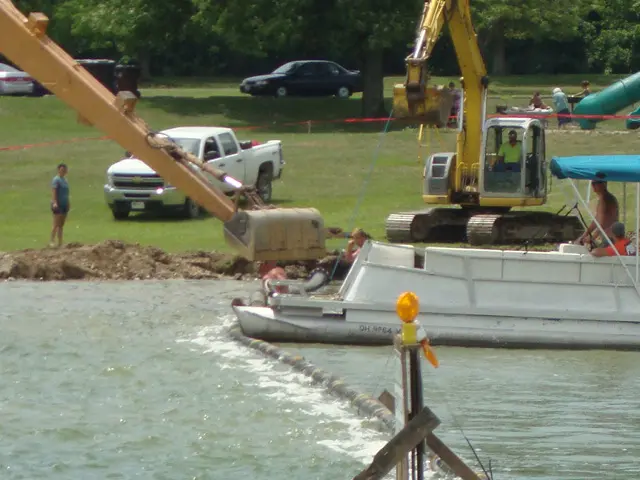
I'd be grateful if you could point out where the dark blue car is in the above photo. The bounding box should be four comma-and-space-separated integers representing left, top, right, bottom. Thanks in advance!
239, 60, 363, 99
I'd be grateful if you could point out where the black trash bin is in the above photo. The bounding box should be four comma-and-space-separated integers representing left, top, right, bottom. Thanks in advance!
115, 62, 142, 98
76, 59, 117, 93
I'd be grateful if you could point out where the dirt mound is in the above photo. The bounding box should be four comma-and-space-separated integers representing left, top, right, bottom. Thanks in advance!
0, 240, 343, 282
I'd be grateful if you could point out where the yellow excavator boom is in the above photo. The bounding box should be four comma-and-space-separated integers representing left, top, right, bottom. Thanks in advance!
0, 0, 328, 262
394, 0, 489, 194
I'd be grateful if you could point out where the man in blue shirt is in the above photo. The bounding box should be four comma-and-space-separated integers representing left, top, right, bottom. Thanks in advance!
552, 87, 571, 128
50, 163, 70, 247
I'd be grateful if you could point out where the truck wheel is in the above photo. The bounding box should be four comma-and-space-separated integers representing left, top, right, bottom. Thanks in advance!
256, 172, 273, 203
183, 198, 201, 219
111, 208, 130, 220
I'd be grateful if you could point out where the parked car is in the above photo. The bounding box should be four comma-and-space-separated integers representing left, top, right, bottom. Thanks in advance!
239, 60, 363, 98
0, 63, 34, 95
103, 126, 285, 220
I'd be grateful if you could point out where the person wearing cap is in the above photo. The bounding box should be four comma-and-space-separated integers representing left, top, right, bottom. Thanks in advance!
495, 129, 522, 171
552, 87, 571, 128
590, 222, 636, 257
577, 180, 619, 246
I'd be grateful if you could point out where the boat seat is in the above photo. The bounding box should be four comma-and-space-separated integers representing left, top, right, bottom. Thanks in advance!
365, 243, 415, 268
558, 243, 589, 254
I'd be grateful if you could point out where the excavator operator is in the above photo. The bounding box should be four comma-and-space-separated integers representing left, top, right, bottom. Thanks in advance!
495, 130, 522, 172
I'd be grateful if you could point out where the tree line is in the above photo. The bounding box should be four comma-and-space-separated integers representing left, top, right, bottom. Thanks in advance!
6, 0, 640, 115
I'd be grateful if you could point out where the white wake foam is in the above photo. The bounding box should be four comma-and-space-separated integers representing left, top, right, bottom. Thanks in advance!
178, 315, 396, 470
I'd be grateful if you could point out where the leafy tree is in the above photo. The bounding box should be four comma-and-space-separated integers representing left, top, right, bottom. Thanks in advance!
583, 0, 640, 73
472, 0, 589, 75
332, 0, 422, 116
54, 0, 196, 76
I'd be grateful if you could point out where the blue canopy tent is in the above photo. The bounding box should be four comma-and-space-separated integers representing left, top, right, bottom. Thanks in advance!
550, 155, 640, 182
551, 154, 640, 282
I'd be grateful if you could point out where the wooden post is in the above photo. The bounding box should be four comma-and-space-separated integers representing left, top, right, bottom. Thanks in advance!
353, 406, 441, 480
408, 345, 425, 480
391, 334, 482, 480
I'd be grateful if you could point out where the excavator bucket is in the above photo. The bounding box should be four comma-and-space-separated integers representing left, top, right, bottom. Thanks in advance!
223, 207, 328, 262
393, 84, 453, 127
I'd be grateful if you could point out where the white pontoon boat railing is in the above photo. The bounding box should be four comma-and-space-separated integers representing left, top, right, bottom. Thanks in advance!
566, 179, 640, 296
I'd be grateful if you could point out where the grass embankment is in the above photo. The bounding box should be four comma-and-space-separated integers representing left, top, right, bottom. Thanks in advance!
0, 75, 637, 253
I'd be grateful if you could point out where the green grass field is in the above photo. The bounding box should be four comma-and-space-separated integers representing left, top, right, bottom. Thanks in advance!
0, 74, 638, 253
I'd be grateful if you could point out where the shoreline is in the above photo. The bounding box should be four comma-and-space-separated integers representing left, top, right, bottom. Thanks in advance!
0, 239, 343, 282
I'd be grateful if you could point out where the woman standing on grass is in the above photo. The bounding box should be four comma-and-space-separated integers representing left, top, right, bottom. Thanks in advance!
50, 163, 70, 247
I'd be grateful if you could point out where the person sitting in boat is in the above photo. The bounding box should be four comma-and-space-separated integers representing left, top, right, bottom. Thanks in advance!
576, 180, 619, 246
344, 228, 369, 263
258, 261, 289, 294
590, 222, 636, 257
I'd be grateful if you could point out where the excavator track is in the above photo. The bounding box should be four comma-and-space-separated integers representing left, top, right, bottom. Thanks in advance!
386, 208, 584, 246
385, 208, 472, 243
466, 211, 584, 246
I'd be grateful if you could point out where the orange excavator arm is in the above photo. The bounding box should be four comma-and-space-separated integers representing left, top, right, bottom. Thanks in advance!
0, 0, 329, 261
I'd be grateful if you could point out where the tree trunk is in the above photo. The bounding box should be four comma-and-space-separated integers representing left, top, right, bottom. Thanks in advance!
138, 49, 151, 79
361, 47, 386, 118
490, 27, 507, 76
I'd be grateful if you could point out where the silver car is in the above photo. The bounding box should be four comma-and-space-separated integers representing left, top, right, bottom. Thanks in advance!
0, 63, 34, 95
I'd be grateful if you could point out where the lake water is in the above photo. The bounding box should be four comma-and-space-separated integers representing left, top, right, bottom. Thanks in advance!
1, 279, 639, 480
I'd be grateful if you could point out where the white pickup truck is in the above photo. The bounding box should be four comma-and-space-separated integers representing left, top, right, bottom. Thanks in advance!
103, 126, 285, 219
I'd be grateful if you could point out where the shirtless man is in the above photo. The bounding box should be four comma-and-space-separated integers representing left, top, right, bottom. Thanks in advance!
258, 260, 289, 294
576, 181, 619, 246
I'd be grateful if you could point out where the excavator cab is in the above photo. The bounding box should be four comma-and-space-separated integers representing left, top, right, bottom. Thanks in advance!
480, 118, 547, 201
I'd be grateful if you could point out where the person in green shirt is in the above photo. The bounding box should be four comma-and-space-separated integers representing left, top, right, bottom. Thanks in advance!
496, 130, 522, 171
50, 163, 70, 247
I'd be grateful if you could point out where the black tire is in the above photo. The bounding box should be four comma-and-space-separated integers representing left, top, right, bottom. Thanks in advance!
256, 171, 273, 203
112, 208, 130, 220
182, 198, 201, 219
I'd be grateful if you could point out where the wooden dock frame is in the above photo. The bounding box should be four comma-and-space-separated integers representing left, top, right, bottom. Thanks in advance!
353, 335, 485, 480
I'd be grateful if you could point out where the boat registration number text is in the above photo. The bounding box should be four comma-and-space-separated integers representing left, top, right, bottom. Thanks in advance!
359, 324, 397, 335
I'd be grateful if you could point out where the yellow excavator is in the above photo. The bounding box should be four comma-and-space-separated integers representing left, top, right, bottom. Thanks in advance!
386, 0, 583, 245
0, 0, 334, 262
